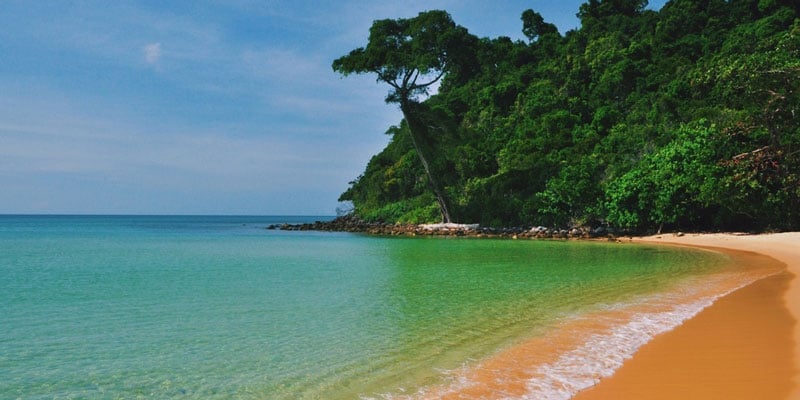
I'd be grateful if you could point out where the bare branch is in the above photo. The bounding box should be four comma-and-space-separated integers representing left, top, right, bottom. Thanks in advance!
409, 69, 420, 87
401, 68, 417, 90
411, 70, 446, 90
387, 79, 402, 91
732, 145, 772, 160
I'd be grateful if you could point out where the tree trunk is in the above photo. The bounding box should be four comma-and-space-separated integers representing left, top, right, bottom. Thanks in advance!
400, 101, 453, 223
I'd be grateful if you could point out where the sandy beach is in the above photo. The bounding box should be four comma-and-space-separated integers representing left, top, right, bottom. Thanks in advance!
576, 232, 800, 400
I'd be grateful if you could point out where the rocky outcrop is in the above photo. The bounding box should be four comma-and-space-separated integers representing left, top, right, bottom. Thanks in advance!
269, 215, 616, 240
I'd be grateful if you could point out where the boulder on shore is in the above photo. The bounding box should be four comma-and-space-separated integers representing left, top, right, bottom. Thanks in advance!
274, 215, 611, 240
419, 223, 480, 231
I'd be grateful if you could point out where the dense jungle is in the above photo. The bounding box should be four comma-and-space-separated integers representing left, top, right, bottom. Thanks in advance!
334, 0, 800, 232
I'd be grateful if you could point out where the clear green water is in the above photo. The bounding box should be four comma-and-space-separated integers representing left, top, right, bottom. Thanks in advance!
0, 216, 730, 399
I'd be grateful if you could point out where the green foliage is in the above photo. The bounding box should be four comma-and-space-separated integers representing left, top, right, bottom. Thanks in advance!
604, 122, 723, 230
333, 10, 479, 222
359, 194, 441, 224
332, 10, 476, 104
522, 9, 560, 42
338, 2, 800, 231
536, 156, 604, 227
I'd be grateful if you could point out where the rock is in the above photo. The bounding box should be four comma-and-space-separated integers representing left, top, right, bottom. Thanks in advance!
419, 222, 479, 231
531, 226, 548, 233
275, 215, 638, 241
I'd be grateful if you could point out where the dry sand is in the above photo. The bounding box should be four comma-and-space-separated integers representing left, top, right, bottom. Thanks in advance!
575, 232, 800, 400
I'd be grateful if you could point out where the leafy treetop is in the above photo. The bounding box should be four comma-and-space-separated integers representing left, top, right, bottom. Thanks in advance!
332, 10, 473, 104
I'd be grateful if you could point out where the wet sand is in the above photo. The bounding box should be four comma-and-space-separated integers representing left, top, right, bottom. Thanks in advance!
576, 233, 800, 400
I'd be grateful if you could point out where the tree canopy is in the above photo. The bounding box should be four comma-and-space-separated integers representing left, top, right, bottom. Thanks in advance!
336, 1, 800, 232
332, 10, 475, 104
333, 10, 477, 222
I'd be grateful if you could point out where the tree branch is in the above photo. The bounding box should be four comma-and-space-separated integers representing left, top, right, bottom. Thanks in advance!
401, 68, 417, 90
386, 78, 402, 91
732, 145, 772, 160
411, 70, 446, 90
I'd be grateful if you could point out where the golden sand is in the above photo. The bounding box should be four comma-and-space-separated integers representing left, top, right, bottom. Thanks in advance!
575, 233, 800, 400
390, 235, 796, 399
391, 233, 799, 399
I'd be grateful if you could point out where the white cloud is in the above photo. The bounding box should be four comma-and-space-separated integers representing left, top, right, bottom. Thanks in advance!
143, 42, 162, 64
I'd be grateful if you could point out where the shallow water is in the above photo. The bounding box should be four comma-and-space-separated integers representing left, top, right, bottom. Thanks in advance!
0, 216, 757, 399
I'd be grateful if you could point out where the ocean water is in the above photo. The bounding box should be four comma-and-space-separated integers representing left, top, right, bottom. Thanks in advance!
0, 215, 774, 399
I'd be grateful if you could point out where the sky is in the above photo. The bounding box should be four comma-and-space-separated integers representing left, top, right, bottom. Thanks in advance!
0, 0, 666, 215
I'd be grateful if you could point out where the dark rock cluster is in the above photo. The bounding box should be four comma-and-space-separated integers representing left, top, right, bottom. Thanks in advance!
268, 215, 617, 240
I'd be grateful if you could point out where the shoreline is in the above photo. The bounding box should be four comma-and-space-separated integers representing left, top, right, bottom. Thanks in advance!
283, 220, 800, 398
575, 232, 800, 400
272, 215, 613, 239
357, 233, 793, 399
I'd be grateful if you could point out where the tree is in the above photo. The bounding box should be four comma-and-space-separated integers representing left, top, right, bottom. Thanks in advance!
578, 0, 649, 19
694, 14, 800, 227
521, 9, 559, 42
335, 3, 800, 231
604, 122, 722, 232
332, 10, 476, 223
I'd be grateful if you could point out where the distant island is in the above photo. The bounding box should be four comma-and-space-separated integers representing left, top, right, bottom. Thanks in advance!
333, 1, 800, 233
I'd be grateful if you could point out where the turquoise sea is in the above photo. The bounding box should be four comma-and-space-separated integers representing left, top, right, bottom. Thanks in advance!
0, 215, 770, 399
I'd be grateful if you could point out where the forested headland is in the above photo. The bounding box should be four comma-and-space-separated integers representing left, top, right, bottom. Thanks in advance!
333, 0, 800, 233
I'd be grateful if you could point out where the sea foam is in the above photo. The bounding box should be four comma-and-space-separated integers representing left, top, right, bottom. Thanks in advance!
382, 268, 778, 400
523, 299, 714, 399
522, 275, 767, 399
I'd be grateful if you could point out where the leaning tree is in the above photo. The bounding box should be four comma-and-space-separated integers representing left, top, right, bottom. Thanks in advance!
332, 10, 475, 223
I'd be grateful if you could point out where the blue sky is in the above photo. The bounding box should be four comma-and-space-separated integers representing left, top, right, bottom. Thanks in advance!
0, 0, 666, 215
